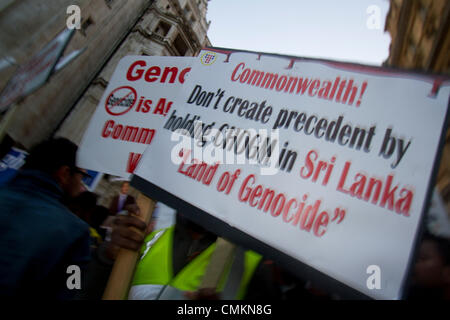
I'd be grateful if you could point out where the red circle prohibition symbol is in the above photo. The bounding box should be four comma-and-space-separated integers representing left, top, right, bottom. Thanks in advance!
105, 86, 137, 116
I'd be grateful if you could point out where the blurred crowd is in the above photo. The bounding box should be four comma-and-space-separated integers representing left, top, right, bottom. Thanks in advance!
0, 138, 448, 300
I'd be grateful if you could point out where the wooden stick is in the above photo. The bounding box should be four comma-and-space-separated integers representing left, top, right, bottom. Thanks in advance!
102, 193, 155, 300
199, 237, 236, 289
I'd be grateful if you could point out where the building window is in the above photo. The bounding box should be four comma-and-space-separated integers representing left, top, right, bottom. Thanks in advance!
174, 34, 188, 56
184, 4, 191, 15
423, 13, 437, 38
414, 48, 424, 66
407, 36, 416, 56
418, 2, 428, 21
407, 43, 416, 56
154, 21, 171, 37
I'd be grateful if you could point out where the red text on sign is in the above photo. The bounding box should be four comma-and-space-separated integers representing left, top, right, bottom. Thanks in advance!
336, 161, 413, 216
101, 119, 155, 145
238, 173, 345, 237
231, 62, 368, 107
127, 152, 142, 173
126, 60, 191, 84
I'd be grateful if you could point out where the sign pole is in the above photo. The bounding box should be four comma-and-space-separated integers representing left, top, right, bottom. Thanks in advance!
199, 238, 236, 290
102, 193, 155, 300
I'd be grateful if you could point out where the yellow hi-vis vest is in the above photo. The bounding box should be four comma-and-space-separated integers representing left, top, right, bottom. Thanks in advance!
131, 226, 262, 300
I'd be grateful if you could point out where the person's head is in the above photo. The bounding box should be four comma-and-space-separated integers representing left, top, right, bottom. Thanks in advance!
23, 137, 88, 198
68, 191, 98, 224
413, 233, 450, 289
120, 181, 130, 195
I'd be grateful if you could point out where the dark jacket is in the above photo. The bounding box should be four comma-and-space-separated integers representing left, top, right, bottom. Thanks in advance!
0, 170, 91, 299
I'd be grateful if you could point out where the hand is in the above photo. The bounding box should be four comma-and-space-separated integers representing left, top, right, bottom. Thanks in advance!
104, 206, 147, 260
123, 203, 141, 216
124, 203, 155, 236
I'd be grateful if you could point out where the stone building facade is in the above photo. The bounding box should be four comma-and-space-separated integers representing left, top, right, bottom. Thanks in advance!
0, 0, 210, 148
384, 0, 449, 72
384, 0, 450, 210
0, 0, 211, 205
55, 0, 210, 146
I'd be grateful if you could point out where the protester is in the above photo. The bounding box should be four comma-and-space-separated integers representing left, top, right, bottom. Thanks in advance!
67, 191, 110, 251
0, 138, 150, 300
109, 181, 136, 216
0, 138, 91, 299
101, 181, 137, 242
75, 203, 148, 300
406, 232, 450, 300
0, 136, 328, 300
128, 212, 281, 300
91, 205, 110, 241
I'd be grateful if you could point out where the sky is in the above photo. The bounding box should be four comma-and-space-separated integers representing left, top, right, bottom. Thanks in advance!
206, 0, 391, 66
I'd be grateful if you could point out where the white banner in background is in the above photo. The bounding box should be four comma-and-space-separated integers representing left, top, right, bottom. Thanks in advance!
133, 49, 450, 299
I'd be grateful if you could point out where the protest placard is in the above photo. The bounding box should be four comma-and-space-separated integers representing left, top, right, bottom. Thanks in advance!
131, 48, 450, 299
77, 56, 200, 299
78, 56, 195, 178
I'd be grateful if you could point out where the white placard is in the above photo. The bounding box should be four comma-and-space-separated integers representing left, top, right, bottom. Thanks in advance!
78, 56, 195, 178
133, 48, 450, 299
